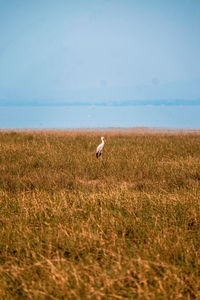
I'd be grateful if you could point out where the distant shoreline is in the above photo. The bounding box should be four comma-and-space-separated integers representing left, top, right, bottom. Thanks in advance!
0, 100, 200, 107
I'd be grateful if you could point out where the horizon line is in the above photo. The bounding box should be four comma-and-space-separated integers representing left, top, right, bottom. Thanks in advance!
1, 99, 200, 107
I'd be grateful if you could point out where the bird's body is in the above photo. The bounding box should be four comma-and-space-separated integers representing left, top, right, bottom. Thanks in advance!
96, 136, 105, 159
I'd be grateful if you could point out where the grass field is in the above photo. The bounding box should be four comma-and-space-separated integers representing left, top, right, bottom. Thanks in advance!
0, 130, 200, 299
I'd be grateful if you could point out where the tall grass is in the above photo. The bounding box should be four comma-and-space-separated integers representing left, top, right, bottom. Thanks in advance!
0, 130, 199, 299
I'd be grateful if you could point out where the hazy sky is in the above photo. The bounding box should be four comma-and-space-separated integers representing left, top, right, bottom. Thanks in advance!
0, 0, 200, 103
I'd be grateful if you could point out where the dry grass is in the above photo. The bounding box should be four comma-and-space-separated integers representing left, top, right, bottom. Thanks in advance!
0, 130, 200, 299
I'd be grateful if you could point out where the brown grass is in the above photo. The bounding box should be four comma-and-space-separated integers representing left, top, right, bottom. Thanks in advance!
0, 130, 200, 299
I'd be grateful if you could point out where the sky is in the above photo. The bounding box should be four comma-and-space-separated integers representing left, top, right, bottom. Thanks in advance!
0, 0, 200, 104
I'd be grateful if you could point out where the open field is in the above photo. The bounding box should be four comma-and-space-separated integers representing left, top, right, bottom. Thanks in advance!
0, 130, 200, 299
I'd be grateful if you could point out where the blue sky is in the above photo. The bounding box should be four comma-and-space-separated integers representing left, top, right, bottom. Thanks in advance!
0, 0, 200, 104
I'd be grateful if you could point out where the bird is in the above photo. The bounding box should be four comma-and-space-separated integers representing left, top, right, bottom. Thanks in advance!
96, 136, 105, 159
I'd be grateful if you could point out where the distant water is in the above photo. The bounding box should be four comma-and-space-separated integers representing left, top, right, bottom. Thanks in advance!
0, 105, 200, 129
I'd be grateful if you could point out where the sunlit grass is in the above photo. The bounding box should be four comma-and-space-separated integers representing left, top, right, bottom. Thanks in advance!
0, 130, 199, 299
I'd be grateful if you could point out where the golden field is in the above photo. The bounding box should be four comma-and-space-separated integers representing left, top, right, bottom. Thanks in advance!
0, 130, 199, 299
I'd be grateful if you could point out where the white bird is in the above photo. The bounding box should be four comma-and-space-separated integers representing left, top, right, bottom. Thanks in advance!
96, 136, 105, 159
